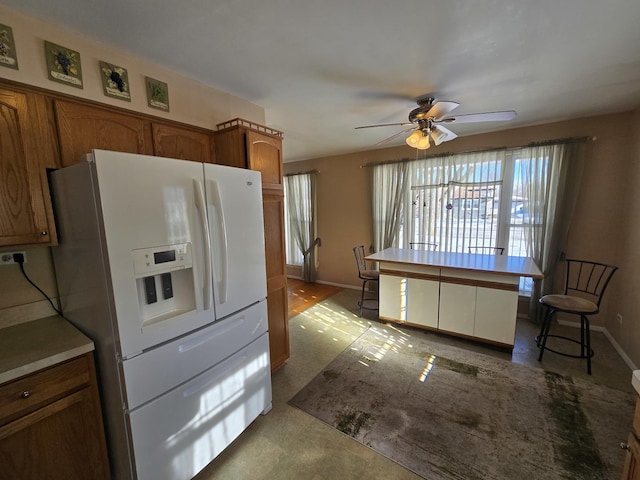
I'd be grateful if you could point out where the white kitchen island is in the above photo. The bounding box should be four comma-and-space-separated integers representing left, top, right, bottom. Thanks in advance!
366, 248, 544, 349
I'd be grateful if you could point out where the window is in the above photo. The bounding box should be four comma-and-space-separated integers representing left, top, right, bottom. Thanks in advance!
373, 148, 558, 295
283, 172, 318, 283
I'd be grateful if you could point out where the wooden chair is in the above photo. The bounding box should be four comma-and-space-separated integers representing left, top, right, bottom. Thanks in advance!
468, 246, 504, 255
353, 245, 379, 317
409, 242, 438, 251
535, 259, 618, 374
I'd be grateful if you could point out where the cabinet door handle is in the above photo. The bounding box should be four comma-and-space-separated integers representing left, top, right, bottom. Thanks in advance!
621, 442, 630, 451
21, 391, 30, 399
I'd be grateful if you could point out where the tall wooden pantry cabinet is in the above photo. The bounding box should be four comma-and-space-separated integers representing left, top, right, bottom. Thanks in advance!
214, 119, 290, 371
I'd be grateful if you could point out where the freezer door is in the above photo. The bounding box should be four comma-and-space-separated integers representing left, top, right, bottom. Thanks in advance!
122, 300, 268, 410
90, 150, 215, 357
204, 164, 268, 319
128, 333, 272, 480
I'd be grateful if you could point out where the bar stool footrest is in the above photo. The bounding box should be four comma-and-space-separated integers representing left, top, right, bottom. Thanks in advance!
535, 334, 594, 359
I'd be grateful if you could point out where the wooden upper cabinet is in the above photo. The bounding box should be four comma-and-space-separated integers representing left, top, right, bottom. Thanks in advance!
246, 130, 283, 188
152, 123, 213, 163
214, 119, 284, 179
0, 89, 57, 246
54, 100, 153, 166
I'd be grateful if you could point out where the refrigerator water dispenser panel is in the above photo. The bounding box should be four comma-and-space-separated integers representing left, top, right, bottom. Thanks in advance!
132, 244, 196, 326
132, 243, 192, 276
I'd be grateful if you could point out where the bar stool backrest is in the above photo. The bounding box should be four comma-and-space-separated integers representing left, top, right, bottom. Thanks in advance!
409, 242, 438, 251
468, 246, 504, 255
563, 259, 618, 309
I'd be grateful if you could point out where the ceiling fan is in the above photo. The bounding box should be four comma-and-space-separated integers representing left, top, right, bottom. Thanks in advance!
355, 97, 516, 150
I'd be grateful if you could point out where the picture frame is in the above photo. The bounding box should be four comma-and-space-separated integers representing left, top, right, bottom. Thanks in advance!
99, 61, 131, 101
0, 24, 18, 70
145, 76, 169, 111
44, 40, 83, 88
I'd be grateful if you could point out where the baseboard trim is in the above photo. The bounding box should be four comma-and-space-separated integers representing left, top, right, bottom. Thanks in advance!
557, 319, 637, 371
316, 280, 360, 291
287, 276, 361, 291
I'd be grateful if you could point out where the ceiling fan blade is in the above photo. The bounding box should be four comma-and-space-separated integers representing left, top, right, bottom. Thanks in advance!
375, 126, 416, 145
355, 122, 413, 129
427, 101, 460, 120
438, 110, 517, 124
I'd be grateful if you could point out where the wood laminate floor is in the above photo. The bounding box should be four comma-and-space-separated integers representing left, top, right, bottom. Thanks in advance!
287, 278, 342, 319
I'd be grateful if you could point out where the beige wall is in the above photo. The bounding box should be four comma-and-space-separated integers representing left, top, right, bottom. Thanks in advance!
0, 5, 264, 128
2, 5, 639, 367
284, 110, 640, 367
0, 5, 264, 318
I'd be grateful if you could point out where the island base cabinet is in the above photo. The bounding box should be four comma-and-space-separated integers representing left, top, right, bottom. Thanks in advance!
371, 250, 541, 349
379, 275, 438, 328
438, 282, 476, 337
474, 286, 518, 345
378, 275, 405, 322
407, 278, 439, 328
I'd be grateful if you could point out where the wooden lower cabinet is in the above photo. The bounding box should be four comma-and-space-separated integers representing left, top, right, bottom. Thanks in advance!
262, 189, 290, 370
622, 432, 640, 480
0, 353, 110, 480
622, 396, 640, 480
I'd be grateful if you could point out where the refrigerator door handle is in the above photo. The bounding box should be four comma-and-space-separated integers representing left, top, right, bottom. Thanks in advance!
194, 179, 213, 311
209, 179, 228, 304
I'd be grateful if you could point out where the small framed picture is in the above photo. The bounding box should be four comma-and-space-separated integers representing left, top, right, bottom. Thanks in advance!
0, 24, 18, 70
99, 61, 131, 101
145, 76, 169, 111
45, 40, 83, 88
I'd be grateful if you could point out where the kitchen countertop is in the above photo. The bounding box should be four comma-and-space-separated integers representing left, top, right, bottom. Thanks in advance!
0, 315, 94, 385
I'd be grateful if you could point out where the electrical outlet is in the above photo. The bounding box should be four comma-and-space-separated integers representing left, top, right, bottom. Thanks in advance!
0, 251, 27, 265
617, 313, 623, 324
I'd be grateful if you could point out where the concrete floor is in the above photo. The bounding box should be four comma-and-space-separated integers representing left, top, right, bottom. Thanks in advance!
196, 288, 635, 480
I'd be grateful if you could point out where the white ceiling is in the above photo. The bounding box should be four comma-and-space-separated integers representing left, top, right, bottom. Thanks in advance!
4, 0, 640, 162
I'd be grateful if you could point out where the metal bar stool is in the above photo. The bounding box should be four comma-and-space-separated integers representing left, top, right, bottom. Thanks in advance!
468, 246, 504, 255
409, 242, 438, 250
536, 259, 618, 374
353, 245, 379, 317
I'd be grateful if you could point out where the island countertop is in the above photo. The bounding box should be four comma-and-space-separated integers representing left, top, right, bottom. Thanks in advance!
367, 248, 544, 279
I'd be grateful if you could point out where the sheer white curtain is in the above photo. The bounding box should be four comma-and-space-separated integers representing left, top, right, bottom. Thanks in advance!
519, 142, 586, 321
370, 140, 587, 303
372, 162, 409, 252
284, 172, 319, 282
403, 150, 506, 252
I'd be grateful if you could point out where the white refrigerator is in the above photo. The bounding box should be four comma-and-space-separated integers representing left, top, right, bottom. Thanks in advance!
50, 150, 272, 480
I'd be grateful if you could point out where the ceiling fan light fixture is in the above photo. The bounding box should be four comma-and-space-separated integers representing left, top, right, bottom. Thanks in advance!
430, 128, 447, 146
417, 133, 430, 150
405, 129, 423, 147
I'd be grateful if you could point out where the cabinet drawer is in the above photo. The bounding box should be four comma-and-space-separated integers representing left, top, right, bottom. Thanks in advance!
0, 355, 91, 425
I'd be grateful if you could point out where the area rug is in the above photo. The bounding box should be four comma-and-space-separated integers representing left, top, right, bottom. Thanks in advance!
289, 323, 635, 480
